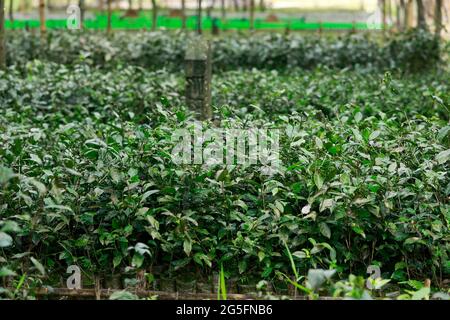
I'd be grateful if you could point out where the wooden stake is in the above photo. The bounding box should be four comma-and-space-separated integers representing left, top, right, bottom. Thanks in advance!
8, 0, 13, 23
107, 0, 112, 34
435, 0, 443, 37
197, 0, 202, 35
39, 0, 46, 35
185, 39, 212, 120
181, 0, 186, 30
381, 0, 387, 33
416, 0, 427, 29
405, 0, 414, 29
79, 0, 85, 29
221, 0, 225, 20
151, 0, 158, 31
0, 0, 5, 69
34, 287, 338, 300
94, 276, 101, 300
249, 0, 255, 32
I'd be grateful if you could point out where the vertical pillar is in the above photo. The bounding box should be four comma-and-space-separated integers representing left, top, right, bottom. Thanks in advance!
0, 0, 5, 69
435, 0, 443, 37
39, 0, 46, 35
185, 38, 212, 120
249, 0, 255, 32
107, 0, 112, 34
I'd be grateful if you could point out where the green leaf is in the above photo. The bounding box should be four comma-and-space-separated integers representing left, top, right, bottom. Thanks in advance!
404, 237, 421, 245
291, 182, 302, 194
28, 178, 47, 196
65, 168, 82, 177
132, 253, 144, 268
134, 242, 150, 256
319, 222, 331, 239
0, 166, 14, 184
315, 137, 323, 149
411, 287, 430, 300
30, 257, 46, 276
314, 172, 324, 190
1, 221, 21, 233
30, 154, 43, 165
400, 280, 424, 290
284, 242, 299, 280
301, 204, 311, 214
369, 130, 381, 140
219, 264, 227, 300
109, 290, 139, 300
436, 149, 450, 165
183, 238, 192, 256
113, 255, 122, 268
0, 267, 17, 277
437, 126, 450, 142
238, 259, 248, 274
258, 251, 265, 262
0, 232, 13, 248
141, 190, 159, 203
319, 199, 334, 212
307, 269, 336, 290
234, 199, 248, 211
292, 251, 307, 259
351, 225, 366, 238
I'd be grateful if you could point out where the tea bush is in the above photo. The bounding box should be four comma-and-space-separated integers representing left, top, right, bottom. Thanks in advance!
5, 29, 445, 72
0, 60, 448, 297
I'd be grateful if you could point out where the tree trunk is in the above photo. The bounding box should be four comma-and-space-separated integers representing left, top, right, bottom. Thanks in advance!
221, 0, 226, 20
0, 0, 5, 69
79, 0, 85, 29
98, 0, 104, 11
233, 0, 239, 11
181, 0, 186, 29
151, 0, 157, 31
380, 0, 387, 31
398, 0, 405, 31
386, 0, 392, 28
405, 0, 414, 29
128, 0, 133, 10
39, 0, 46, 34
249, 0, 255, 31
416, 0, 426, 29
435, 0, 443, 37
207, 0, 216, 18
107, 0, 112, 34
197, 0, 202, 34
259, 0, 265, 11
139, 0, 143, 11
9, 0, 13, 23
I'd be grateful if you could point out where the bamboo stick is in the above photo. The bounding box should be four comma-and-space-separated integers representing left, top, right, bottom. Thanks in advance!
34, 287, 340, 300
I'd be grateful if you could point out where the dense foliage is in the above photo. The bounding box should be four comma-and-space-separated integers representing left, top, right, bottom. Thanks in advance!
5, 29, 445, 72
0, 55, 448, 298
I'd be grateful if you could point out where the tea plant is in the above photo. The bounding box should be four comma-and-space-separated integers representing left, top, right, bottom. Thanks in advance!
0, 41, 448, 299
4, 29, 446, 73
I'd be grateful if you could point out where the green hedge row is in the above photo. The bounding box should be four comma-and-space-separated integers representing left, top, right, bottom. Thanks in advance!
5, 29, 445, 72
